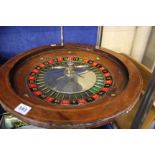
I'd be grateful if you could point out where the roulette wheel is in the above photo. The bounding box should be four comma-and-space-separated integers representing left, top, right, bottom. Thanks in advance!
0, 43, 143, 128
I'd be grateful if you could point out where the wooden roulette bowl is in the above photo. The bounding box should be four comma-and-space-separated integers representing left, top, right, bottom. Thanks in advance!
0, 43, 143, 128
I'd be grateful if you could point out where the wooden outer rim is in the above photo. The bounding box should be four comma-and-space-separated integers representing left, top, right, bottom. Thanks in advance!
0, 43, 143, 128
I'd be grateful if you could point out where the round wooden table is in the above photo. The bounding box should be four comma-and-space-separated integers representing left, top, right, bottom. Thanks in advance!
0, 43, 143, 128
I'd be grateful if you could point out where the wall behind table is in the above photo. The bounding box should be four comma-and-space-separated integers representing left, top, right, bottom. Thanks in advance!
101, 26, 152, 63
0, 26, 97, 64
101, 26, 136, 55
0, 26, 152, 64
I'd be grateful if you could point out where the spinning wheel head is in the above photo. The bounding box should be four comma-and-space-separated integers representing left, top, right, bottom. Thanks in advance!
27, 55, 113, 106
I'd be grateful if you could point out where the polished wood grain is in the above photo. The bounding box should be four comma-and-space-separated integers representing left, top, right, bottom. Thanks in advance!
115, 54, 155, 129
0, 44, 143, 128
